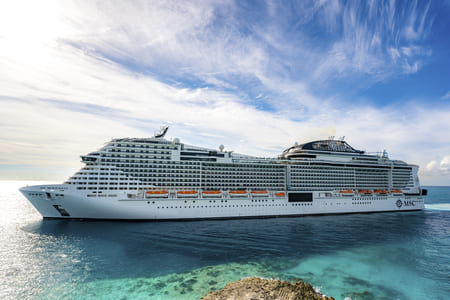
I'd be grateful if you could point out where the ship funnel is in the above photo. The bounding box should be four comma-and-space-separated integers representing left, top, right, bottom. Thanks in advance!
155, 126, 169, 138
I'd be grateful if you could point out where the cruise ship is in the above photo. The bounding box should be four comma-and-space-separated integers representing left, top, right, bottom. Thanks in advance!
20, 127, 426, 220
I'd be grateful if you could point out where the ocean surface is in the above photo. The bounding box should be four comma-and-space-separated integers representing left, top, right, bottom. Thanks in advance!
0, 181, 449, 300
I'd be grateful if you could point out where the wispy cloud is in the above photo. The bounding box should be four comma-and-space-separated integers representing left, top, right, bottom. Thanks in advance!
442, 91, 450, 100
312, 0, 433, 83
403, 0, 432, 41
0, 0, 448, 184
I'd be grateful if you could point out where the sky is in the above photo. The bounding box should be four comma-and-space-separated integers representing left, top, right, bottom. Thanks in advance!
0, 0, 449, 185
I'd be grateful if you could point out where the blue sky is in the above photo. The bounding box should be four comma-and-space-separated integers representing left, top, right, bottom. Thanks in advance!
0, 0, 449, 185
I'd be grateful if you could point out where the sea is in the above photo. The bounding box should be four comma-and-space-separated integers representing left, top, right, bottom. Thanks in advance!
0, 181, 448, 300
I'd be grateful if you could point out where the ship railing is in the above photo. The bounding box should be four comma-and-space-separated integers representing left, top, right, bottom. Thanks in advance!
135, 189, 288, 199
131, 188, 401, 200
331, 189, 403, 197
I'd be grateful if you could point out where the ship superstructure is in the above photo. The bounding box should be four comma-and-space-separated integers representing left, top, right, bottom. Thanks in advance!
20, 127, 426, 220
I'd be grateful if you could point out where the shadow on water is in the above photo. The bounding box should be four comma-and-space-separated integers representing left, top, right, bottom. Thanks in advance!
19, 211, 432, 280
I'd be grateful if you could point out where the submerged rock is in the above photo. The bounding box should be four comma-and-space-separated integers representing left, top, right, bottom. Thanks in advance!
201, 277, 334, 300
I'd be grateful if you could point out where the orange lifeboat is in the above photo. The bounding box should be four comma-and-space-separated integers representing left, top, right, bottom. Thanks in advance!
339, 190, 354, 196
202, 190, 222, 197
251, 190, 269, 197
358, 190, 373, 195
145, 190, 169, 197
229, 190, 248, 197
390, 190, 403, 195
177, 190, 198, 197
374, 190, 388, 195
275, 192, 286, 197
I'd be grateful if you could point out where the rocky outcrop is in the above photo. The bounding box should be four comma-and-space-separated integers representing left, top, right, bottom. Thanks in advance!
201, 277, 334, 300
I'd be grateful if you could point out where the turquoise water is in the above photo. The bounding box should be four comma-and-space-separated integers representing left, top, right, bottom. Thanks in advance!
1, 181, 449, 299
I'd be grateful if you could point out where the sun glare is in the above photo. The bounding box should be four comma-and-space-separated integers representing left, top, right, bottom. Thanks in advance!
0, 1, 74, 64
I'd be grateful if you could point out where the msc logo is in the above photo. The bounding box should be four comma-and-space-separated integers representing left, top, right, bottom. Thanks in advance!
396, 200, 403, 208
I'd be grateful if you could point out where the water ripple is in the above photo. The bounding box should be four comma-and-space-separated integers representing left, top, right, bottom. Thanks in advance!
1, 182, 449, 299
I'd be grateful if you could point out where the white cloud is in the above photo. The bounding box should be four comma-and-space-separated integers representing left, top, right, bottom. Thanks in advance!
56, 1, 270, 85
0, 0, 447, 186
420, 150, 450, 185
442, 91, 450, 100
441, 156, 450, 171
425, 161, 438, 172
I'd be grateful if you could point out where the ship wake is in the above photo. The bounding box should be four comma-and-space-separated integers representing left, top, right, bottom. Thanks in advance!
425, 203, 450, 211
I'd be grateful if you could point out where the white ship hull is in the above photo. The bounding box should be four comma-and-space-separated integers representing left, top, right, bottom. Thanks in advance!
20, 184, 425, 220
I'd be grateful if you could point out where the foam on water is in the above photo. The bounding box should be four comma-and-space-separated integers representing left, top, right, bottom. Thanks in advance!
425, 203, 450, 211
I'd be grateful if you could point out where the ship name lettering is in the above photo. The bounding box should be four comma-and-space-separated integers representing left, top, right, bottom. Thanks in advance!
403, 200, 415, 207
